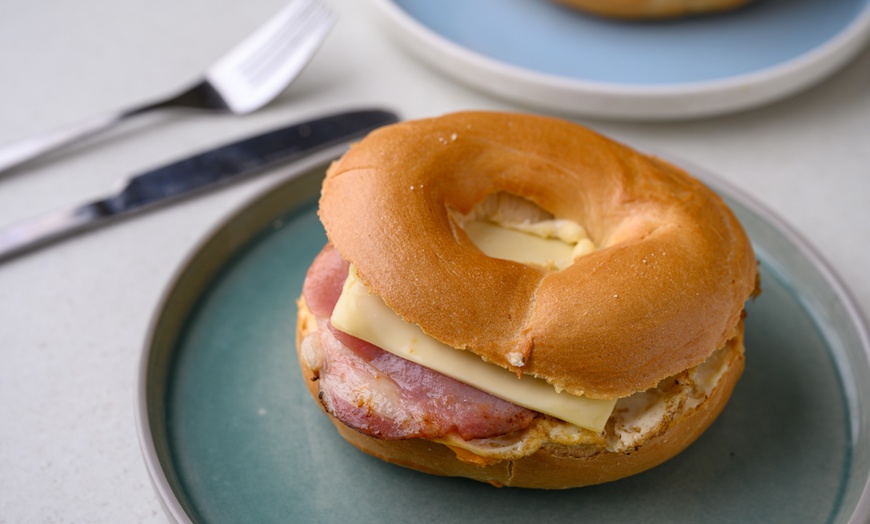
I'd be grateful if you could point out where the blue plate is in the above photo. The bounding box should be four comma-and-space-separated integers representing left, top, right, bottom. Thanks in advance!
138, 159, 870, 523
369, 0, 870, 119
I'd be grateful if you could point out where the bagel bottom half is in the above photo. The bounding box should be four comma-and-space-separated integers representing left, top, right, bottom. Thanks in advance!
555, 0, 754, 19
295, 298, 745, 489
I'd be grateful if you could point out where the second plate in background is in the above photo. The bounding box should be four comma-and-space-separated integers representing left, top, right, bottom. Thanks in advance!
369, 0, 870, 119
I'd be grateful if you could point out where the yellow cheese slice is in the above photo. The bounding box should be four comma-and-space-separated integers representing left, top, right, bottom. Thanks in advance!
331, 269, 616, 433
463, 220, 575, 270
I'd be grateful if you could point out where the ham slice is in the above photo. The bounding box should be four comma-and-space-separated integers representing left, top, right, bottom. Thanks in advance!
302, 244, 535, 440
302, 243, 348, 318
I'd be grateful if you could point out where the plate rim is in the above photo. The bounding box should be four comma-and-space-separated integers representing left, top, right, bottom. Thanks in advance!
135, 154, 340, 524
135, 148, 870, 523
663, 153, 870, 523
368, 0, 870, 119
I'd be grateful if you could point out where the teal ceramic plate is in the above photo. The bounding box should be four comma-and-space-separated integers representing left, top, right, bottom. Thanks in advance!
138, 160, 870, 523
368, 0, 870, 119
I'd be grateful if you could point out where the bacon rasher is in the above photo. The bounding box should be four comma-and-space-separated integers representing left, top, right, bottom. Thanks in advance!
301, 244, 535, 440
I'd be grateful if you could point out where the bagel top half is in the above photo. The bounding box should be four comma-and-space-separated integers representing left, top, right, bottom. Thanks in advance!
318, 111, 758, 401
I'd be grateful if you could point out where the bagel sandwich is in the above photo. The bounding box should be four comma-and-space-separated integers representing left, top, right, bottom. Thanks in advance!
554, 0, 755, 19
296, 112, 759, 488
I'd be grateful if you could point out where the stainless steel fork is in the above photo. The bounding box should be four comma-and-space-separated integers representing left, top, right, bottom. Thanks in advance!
0, 0, 335, 173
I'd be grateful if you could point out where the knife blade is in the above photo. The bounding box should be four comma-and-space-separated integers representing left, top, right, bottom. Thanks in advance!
0, 109, 398, 263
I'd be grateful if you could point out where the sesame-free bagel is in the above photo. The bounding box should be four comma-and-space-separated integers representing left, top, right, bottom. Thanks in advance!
319, 112, 757, 400
554, 0, 754, 19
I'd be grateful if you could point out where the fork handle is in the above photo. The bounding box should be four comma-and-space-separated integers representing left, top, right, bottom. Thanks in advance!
0, 82, 226, 174
0, 109, 139, 174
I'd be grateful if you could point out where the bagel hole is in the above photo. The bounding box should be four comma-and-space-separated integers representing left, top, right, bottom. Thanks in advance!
450, 192, 596, 270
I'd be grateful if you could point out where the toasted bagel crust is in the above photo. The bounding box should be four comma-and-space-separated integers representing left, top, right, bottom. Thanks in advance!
318, 112, 757, 399
295, 302, 746, 489
554, 0, 754, 19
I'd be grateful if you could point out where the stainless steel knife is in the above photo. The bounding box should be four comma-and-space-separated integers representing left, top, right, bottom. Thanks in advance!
0, 109, 398, 263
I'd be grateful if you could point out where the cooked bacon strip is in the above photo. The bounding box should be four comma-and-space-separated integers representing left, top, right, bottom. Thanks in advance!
302, 244, 535, 440
302, 243, 348, 318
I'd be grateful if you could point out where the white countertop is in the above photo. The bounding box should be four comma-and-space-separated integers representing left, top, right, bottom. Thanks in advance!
1, 0, 869, 521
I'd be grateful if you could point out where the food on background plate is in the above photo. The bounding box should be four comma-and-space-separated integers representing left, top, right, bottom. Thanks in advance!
296, 111, 759, 488
554, 0, 755, 19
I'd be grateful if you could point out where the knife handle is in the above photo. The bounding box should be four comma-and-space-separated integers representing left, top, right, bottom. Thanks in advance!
0, 109, 400, 263
0, 203, 105, 262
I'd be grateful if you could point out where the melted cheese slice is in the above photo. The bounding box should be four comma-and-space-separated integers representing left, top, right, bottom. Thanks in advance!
462, 220, 596, 270
331, 269, 616, 433
463, 221, 575, 269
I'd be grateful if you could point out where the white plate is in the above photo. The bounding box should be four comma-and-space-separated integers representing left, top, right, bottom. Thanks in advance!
369, 0, 870, 120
